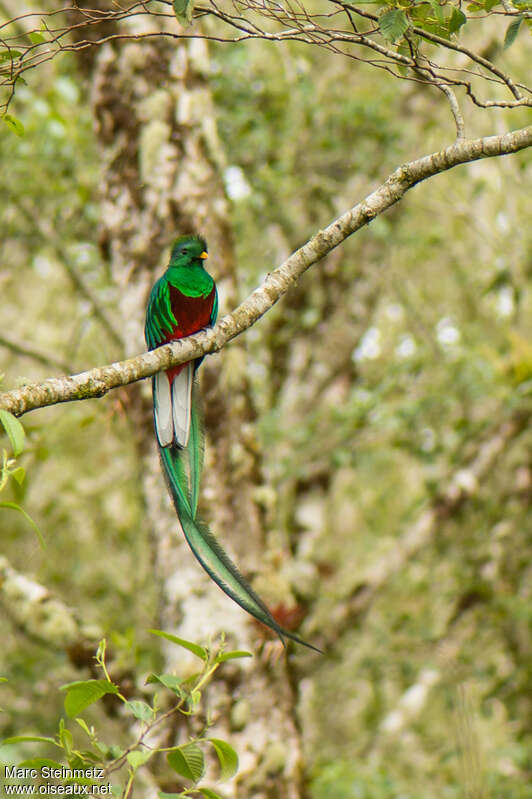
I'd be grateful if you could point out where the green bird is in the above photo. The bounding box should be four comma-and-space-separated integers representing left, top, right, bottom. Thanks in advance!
145, 234, 321, 653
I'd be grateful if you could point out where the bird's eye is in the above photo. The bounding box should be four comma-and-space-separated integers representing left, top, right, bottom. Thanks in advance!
182, 248, 188, 254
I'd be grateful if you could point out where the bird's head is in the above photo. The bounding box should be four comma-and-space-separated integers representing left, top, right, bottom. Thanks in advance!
170, 235, 208, 266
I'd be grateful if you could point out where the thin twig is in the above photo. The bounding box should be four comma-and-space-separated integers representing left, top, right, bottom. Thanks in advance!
439, 83, 466, 140
330, 1, 524, 101
1, 0, 531, 114
408, 51, 466, 139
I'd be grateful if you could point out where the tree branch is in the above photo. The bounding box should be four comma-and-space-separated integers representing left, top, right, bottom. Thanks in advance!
437, 83, 466, 140
0, 554, 100, 649
0, 125, 530, 418
0, 553, 139, 697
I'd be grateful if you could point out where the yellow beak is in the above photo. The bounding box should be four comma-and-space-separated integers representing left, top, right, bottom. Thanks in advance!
200, 251, 208, 260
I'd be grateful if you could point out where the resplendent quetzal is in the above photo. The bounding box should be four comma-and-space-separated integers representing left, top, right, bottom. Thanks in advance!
145, 234, 320, 653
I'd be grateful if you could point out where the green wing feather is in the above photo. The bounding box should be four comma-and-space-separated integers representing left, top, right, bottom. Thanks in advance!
145, 278, 177, 349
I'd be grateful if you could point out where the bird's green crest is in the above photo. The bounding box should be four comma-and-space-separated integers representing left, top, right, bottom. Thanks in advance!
170, 235, 208, 264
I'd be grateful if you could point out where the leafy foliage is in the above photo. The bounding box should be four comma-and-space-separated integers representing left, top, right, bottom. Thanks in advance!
0, 411, 43, 544
1, 638, 243, 799
0, 410, 25, 457
378, 9, 409, 43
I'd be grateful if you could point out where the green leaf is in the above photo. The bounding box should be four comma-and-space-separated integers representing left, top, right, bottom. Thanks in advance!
60, 679, 119, 717
0, 409, 25, 455
449, 8, 467, 34
208, 738, 239, 782
58, 719, 73, 755
428, 0, 444, 24
104, 745, 124, 762
125, 700, 154, 722
158, 794, 184, 799
2, 735, 57, 745
173, 0, 195, 25
74, 718, 93, 739
2, 114, 24, 137
76, 750, 103, 765
149, 630, 207, 660
167, 743, 205, 783
127, 750, 153, 770
215, 650, 253, 663
28, 31, 46, 44
0, 502, 44, 548
11, 466, 26, 485
146, 673, 184, 696
0, 50, 21, 63
95, 639, 107, 663
503, 15, 523, 48
197, 789, 224, 799
379, 9, 409, 42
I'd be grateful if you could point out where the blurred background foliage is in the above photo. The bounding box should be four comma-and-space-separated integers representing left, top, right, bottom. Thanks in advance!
1, 3, 531, 797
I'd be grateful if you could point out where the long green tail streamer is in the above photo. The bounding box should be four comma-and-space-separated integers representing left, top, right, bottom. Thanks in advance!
157, 387, 322, 653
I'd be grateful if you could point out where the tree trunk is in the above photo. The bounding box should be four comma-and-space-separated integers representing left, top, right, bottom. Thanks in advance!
76, 14, 307, 798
